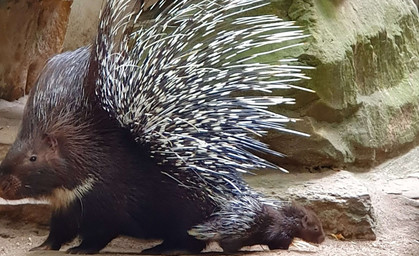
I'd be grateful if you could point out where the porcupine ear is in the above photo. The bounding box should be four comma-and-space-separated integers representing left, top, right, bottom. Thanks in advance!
42, 134, 60, 152
301, 214, 309, 229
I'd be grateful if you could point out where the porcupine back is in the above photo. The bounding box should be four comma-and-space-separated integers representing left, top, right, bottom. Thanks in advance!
91, 0, 310, 198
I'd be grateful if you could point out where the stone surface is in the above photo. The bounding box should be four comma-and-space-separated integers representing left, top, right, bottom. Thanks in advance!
0, 0, 72, 101
62, 0, 104, 51
263, 0, 419, 170
384, 177, 419, 199
63, 0, 164, 51
0, 204, 50, 227
368, 145, 419, 201
0, 97, 25, 161
246, 170, 377, 240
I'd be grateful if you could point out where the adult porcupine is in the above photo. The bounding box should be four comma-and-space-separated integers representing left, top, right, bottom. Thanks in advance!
0, 0, 324, 254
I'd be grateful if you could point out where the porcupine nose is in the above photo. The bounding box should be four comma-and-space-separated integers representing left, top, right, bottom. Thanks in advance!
318, 233, 325, 243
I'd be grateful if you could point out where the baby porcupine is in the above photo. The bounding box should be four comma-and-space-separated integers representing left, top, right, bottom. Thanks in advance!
0, 0, 324, 254
191, 196, 324, 252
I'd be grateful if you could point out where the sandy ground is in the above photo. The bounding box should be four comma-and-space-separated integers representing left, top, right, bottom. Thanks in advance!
0, 98, 418, 255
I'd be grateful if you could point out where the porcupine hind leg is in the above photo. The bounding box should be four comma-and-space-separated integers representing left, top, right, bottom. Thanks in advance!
141, 234, 206, 255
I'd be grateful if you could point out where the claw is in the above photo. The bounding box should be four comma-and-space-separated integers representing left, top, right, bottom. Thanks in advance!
30, 243, 59, 251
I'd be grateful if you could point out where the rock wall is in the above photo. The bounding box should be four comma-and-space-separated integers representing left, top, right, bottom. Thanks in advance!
0, 0, 172, 102
266, 0, 419, 170
0, 0, 72, 101
62, 0, 162, 52
63, 0, 104, 51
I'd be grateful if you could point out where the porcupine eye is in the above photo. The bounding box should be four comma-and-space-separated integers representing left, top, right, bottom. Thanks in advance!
29, 155, 37, 162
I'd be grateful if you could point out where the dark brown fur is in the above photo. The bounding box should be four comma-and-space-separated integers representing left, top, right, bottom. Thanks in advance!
219, 203, 325, 252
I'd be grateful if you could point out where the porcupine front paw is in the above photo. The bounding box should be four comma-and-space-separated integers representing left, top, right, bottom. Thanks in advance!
30, 243, 60, 251
30, 237, 62, 251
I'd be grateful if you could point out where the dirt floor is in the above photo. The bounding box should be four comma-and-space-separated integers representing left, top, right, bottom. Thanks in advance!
0, 146, 418, 256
